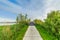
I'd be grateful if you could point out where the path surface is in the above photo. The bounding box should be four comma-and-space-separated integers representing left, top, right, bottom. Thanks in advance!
23, 26, 43, 40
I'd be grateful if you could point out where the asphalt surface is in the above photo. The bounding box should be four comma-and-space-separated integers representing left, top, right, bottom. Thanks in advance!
23, 26, 43, 40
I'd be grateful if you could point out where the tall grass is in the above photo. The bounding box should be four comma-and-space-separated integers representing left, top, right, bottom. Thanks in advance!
0, 23, 28, 40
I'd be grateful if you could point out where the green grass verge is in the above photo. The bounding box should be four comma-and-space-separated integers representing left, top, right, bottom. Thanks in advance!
16, 25, 28, 40
35, 24, 57, 40
0, 24, 28, 40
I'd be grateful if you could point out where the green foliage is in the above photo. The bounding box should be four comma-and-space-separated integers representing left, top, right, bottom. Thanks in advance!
45, 10, 60, 40
34, 19, 43, 25
0, 23, 28, 40
34, 10, 60, 40
0, 13, 29, 40
16, 13, 30, 25
35, 24, 57, 40
16, 16, 19, 23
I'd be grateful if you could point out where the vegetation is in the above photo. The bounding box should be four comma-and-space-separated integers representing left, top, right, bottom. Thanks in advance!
0, 24, 28, 40
34, 19, 43, 25
0, 13, 30, 40
35, 24, 56, 40
34, 10, 60, 40
0, 10, 60, 40
45, 11, 60, 40
16, 14, 30, 24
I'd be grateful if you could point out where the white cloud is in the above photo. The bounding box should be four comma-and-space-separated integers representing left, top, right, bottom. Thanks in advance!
26, 0, 60, 21
0, 17, 16, 22
41, 0, 60, 21
0, 0, 60, 21
0, 0, 24, 14
45, 0, 60, 13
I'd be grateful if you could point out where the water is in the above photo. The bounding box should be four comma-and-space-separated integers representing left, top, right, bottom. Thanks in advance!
0, 23, 16, 25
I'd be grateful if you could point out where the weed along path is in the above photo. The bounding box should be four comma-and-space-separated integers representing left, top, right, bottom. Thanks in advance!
23, 25, 43, 40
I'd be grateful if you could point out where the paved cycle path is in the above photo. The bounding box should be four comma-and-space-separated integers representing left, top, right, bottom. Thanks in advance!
23, 26, 43, 40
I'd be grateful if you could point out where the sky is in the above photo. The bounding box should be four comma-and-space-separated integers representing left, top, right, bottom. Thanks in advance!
0, 0, 60, 22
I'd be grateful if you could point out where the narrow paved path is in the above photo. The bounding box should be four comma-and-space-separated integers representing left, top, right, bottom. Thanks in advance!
23, 26, 43, 40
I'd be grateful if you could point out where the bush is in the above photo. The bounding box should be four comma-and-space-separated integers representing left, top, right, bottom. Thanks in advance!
45, 10, 60, 40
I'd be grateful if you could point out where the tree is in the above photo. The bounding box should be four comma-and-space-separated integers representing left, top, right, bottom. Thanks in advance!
19, 14, 23, 21
25, 14, 27, 21
34, 19, 43, 25
16, 13, 30, 25
19, 14, 27, 21
45, 10, 60, 40
16, 16, 19, 24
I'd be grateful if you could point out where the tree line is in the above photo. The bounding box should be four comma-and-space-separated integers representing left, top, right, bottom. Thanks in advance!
34, 10, 60, 40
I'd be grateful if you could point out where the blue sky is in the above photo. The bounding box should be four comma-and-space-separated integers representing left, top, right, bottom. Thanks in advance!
0, 0, 60, 22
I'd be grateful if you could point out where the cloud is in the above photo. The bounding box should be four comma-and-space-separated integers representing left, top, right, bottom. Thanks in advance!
45, 0, 60, 13
0, 17, 16, 22
0, 0, 24, 14
41, 0, 60, 21
0, 0, 60, 22
0, 0, 45, 21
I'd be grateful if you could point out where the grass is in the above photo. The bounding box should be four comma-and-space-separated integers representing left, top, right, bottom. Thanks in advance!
16, 25, 28, 40
35, 24, 57, 40
0, 24, 28, 40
